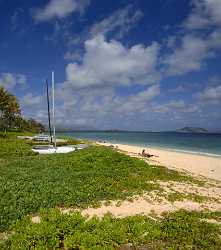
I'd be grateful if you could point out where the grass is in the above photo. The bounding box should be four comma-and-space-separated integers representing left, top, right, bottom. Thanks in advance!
0, 133, 220, 249
1, 209, 221, 249
0, 137, 37, 158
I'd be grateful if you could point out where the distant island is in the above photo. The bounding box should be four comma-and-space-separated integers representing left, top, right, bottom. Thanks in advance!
104, 129, 124, 132
176, 126, 208, 133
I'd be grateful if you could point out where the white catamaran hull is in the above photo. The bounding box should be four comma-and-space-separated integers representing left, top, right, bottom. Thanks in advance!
32, 146, 75, 154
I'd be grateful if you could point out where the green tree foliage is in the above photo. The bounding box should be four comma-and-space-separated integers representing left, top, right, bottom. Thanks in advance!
0, 86, 20, 133
0, 86, 44, 133
16, 117, 45, 133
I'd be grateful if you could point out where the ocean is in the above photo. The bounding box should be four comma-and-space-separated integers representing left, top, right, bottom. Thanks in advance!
58, 131, 221, 157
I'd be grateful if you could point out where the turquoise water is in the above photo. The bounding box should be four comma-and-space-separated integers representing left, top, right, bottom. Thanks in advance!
58, 131, 221, 157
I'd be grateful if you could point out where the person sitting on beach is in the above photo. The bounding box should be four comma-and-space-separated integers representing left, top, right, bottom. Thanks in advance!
139, 149, 158, 158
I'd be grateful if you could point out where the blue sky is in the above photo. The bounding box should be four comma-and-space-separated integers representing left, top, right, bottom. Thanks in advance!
0, 0, 221, 131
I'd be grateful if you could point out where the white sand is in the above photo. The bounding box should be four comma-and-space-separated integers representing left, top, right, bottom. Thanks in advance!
81, 198, 221, 218
98, 142, 221, 182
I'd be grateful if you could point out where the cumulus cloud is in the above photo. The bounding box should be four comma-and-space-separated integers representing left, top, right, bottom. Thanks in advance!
198, 84, 221, 103
164, 34, 213, 75
21, 93, 44, 108
20, 92, 53, 125
184, 0, 221, 30
65, 35, 160, 88
164, 0, 221, 76
0, 73, 27, 90
57, 85, 160, 128
32, 0, 90, 22
112, 85, 160, 115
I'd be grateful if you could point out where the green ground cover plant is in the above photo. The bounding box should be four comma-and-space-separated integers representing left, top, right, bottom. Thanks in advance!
0, 135, 201, 231
0, 137, 37, 158
1, 209, 221, 249
167, 191, 210, 203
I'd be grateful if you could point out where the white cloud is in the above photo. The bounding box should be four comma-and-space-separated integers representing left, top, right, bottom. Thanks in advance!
167, 100, 186, 109
21, 93, 44, 108
152, 100, 199, 114
208, 29, 221, 49
65, 35, 160, 88
129, 85, 160, 103
164, 0, 221, 76
32, 0, 90, 22
20, 93, 49, 123
184, 0, 221, 30
20, 84, 161, 129
64, 50, 82, 61
164, 28, 221, 76
56, 85, 160, 128
89, 5, 143, 39
198, 84, 221, 103
184, 0, 212, 30
165, 34, 213, 76
0, 73, 27, 90
115, 85, 160, 114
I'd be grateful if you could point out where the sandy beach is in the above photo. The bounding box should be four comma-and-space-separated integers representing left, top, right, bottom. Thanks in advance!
98, 142, 221, 182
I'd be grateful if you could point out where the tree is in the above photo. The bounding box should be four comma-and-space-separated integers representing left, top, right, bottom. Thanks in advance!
0, 86, 21, 134
0, 86, 45, 134
24, 118, 45, 133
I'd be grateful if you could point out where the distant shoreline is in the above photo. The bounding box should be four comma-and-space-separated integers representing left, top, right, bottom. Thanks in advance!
58, 130, 221, 135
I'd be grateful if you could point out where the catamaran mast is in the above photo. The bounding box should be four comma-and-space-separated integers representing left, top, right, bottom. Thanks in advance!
52, 71, 56, 148
46, 79, 52, 143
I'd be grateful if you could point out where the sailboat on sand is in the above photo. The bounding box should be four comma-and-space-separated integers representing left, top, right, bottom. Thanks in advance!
32, 72, 75, 154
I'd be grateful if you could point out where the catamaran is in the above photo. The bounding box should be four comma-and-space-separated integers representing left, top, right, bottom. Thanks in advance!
32, 72, 76, 154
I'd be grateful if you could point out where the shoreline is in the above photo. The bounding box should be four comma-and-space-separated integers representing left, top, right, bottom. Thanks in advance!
71, 136, 221, 158
97, 141, 221, 182
106, 141, 221, 158
58, 131, 221, 158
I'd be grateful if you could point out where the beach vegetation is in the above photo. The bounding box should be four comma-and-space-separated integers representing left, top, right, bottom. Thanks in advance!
1, 209, 221, 249
167, 192, 209, 203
